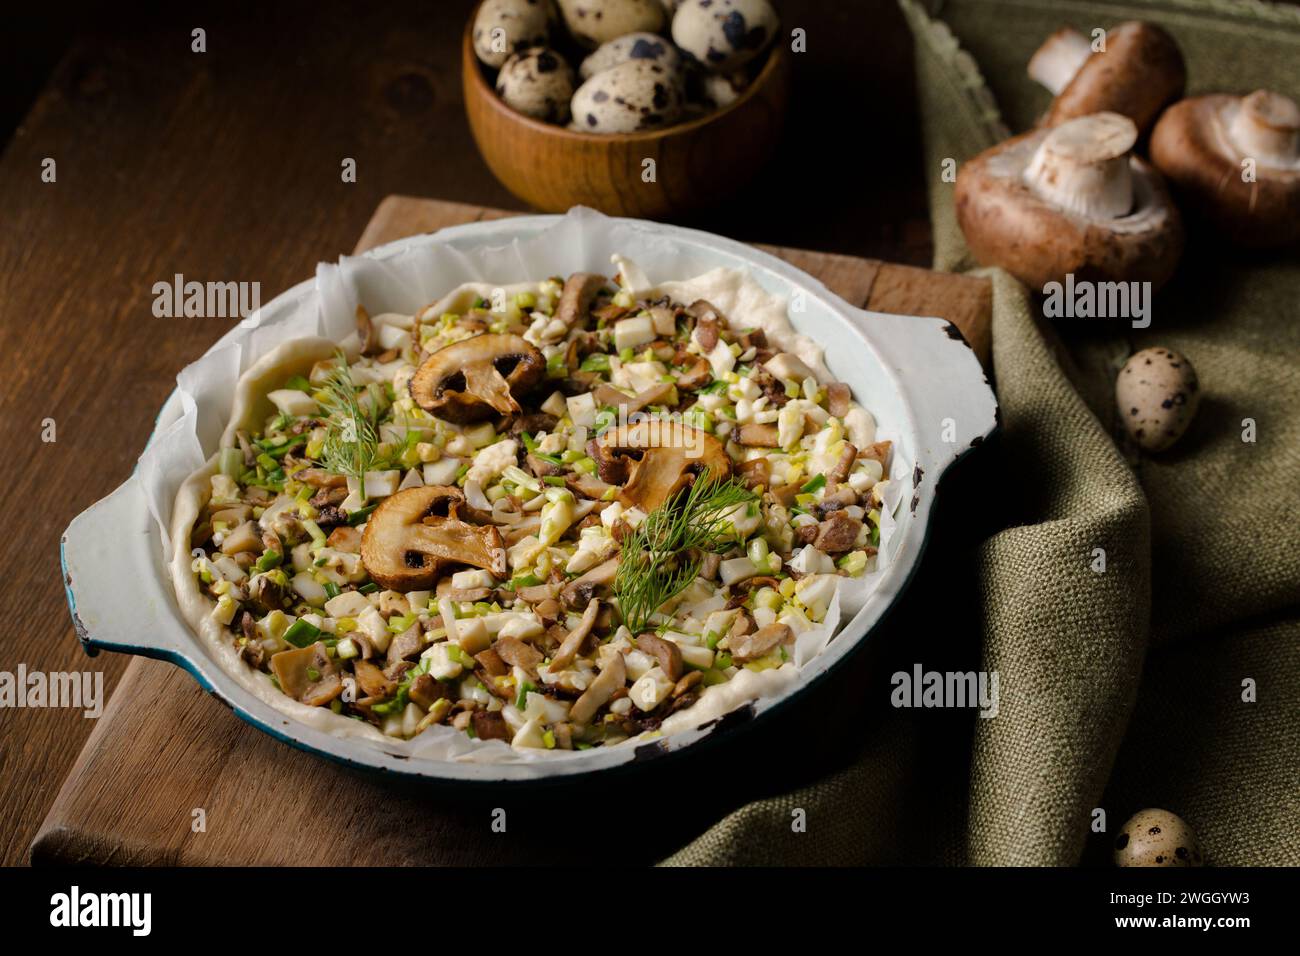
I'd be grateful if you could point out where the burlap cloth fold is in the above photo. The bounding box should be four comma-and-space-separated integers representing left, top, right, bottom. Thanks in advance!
664, 0, 1299, 866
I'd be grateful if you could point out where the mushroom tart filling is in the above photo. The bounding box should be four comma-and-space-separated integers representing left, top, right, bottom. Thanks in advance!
183, 267, 891, 752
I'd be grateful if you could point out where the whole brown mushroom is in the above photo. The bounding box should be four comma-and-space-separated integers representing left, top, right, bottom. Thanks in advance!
956, 111, 1184, 290
1151, 89, 1300, 247
1028, 21, 1185, 137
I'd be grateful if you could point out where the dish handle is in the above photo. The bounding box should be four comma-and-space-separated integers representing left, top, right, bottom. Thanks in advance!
61, 476, 193, 664
851, 308, 998, 487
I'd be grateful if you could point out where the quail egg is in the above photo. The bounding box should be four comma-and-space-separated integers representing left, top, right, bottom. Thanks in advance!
699, 70, 749, 108
571, 58, 684, 132
474, 0, 554, 69
580, 32, 682, 80
497, 47, 576, 123
1114, 808, 1204, 867
672, 0, 778, 73
556, 0, 666, 49
1116, 346, 1200, 452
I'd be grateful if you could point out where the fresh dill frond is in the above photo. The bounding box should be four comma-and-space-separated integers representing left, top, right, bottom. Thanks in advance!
317, 352, 379, 499
614, 473, 756, 634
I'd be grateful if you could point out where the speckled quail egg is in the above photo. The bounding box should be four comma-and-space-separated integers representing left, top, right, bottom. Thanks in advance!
1116, 346, 1200, 452
474, 0, 555, 69
556, 0, 666, 49
496, 47, 576, 123
580, 32, 682, 80
672, 0, 778, 73
699, 70, 749, 108
1114, 808, 1204, 867
571, 58, 684, 132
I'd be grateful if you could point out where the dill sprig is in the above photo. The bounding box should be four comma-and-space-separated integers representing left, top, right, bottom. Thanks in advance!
614, 473, 757, 634
317, 352, 379, 499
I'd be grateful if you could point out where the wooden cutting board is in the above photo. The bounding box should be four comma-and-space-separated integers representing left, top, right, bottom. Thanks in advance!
31, 197, 991, 866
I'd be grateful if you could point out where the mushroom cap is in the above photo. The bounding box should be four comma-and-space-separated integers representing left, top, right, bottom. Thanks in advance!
1150, 92, 1300, 247
1043, 21, 1186, 136
360, 485, 507, 591
594, 420, 730, 513
409, 333, 545, 424
956, 120, 1184, 290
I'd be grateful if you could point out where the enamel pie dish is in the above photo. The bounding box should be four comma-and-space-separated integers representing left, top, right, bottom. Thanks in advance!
60, 213, 997, 783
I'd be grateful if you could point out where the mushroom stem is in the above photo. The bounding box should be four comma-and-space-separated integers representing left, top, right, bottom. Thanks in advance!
1228, 90, 1300, 167
1027, 27, 1093, 96
1024, 112, 1138, 219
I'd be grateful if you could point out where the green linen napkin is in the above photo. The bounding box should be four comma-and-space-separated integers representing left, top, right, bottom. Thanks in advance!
664, 0, 1299, 866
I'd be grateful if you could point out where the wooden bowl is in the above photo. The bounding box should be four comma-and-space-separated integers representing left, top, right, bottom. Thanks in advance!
462, 14, 789, 220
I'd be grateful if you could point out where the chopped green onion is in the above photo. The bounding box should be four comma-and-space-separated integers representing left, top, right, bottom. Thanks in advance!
346, 503, 379, 526
801, 474, 827, 494
253, 550, 282, 573
283, 619, 321, 648
515, 680, 537, 709
580, 352, 612, 373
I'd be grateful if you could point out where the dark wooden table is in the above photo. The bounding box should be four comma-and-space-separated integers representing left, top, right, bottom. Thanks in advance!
0, 0, 934, 865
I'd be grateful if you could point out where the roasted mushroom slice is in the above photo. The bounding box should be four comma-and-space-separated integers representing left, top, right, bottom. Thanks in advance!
409, 334, 544, 423
593, 420, 731, 513
554, 272, 608, 330
270, 642, 342, 707
360, 485, 507, 590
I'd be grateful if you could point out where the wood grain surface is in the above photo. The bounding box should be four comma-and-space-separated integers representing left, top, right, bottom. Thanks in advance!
28, 195, 988, 866
1, 0, 944, 866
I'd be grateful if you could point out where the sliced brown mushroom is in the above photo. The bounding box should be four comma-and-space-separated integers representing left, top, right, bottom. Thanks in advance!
559, 557, 619, 609
1028, 22, 1185, 137
735, 423, 780, 448
409, 673, 454, 710
270, 642, 343, 706
555, 272, 608, 330
293, 468, 347, 489
635, 632, 683, 682
827, 443, 858, 487
593, 420, 731, 513
564, 472, 616, 501
1151, 90, 1300, 247
569, 650, 626, 726
326, 525, 362, 553
735, 457, 770, 490
356, 304, 381, 357
826, 382, 851, 419
956, 112, 1183, 290
474, 647, 509, 677
547, 599, 601, 671
471, 710, 512, 741
728, 622, 792, 663
360, 485, 507, 591
494, 635, 544, 676
409, 334, 544, 424
515, 581, 560, 603
354, 658, 396, 699
386, 622, 425, 665
675, 355, 713, 390
593, 381, 675, 415
813, 512, 862, 554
